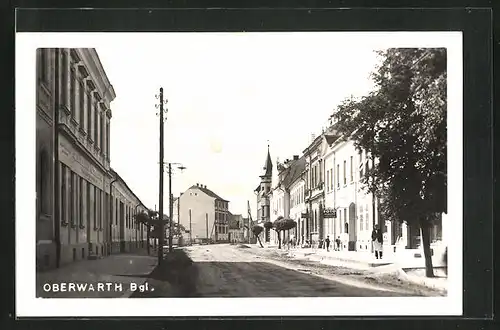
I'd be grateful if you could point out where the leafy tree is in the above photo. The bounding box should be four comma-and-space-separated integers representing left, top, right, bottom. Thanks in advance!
135, 209, 159, 255
333, 48, 446, 277
263, 221, 273, 243
263, 221, 273, 231
252, 225, 264, 248
273, 217, 297, 249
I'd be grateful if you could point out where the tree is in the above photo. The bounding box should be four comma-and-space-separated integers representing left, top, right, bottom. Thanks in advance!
135, 209, 159, 255
263, 221, 273, 243
273, 217, 297, 249
252, 225, 264, 248
333, 48, 446, 277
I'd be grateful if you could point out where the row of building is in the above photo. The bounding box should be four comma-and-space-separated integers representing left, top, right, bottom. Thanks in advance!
172, 183, 251, 244
254, 120, 447, 254
36, 48, 150, 270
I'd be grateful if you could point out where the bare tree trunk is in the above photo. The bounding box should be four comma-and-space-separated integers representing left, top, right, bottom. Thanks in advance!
277, 230, 282, 249
256, 235, 264, 248
419, 216, 435, 277
146, 226, 151, 255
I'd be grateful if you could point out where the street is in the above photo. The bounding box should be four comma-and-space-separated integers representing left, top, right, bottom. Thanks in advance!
181, 244, 425, 297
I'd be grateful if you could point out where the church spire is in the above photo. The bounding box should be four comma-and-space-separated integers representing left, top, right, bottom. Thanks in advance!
263, 142, 273, 177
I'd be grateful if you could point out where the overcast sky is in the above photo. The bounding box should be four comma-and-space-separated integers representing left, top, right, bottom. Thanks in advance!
93, 32, 381, 218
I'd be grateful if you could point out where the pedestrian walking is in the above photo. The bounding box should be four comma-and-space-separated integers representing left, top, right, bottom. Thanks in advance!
371, 224, 383, 259
325, 236, 331, 252
335, 236, 341, 251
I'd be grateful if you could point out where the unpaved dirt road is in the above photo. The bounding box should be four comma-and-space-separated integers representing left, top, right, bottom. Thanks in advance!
183, 244, 420, 297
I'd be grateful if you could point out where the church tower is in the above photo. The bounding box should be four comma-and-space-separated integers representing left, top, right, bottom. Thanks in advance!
255, 144, 273, 241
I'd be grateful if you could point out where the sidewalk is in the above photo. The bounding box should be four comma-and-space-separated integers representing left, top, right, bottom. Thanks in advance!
36, 253, 157, 298
260, 245, 448, 292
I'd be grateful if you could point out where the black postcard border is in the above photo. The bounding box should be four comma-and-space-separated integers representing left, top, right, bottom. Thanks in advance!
3, 3, 496, 328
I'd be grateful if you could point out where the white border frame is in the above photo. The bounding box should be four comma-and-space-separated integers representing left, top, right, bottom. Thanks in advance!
16, 32, 463, 317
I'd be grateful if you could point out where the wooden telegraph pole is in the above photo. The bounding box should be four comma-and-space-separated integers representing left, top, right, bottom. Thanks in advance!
157, 87, 166, 265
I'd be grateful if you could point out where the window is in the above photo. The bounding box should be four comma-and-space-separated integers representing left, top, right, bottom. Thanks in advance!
326, 170, 330, 192
315, 166, 318, 187
87, 90, 92, 139
365, 204, 369, 230
104, 193, 108, 229
345, 222, 349, 234
79, 178, 84, 227
350, 156, 354, 182
365, 161, 369, 178
87, 182, 91, 228
359, 205, 364, 231
115, 198, 118, 225
93, 186, 97, 229
94, 103, 99, 143
359, 149, 362, 162
61, 164, 67, 224
330, 169, 333, 190
79, 80, 85, 127
343, 160, 346, 185
319, 160, 323, 185
39, 149, 49, 214
70, 67, 76, 117
336, 164, 340, 188
100, 112, 104, 153
69, 171, 75, 226
99, 190, 103, 229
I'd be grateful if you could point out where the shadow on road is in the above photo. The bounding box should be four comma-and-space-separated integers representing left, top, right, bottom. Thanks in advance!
130, 249, 199, 298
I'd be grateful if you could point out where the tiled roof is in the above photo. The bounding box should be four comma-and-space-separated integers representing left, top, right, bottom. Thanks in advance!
275, 155, 306, 190
190, 185, 229, 202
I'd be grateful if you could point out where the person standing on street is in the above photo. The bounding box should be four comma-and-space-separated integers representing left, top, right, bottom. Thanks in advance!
335, 236, 341, 251
371, 224, 383, 259
325, 236, 331, 252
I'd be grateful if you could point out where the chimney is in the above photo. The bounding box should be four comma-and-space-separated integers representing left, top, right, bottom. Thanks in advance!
196, 183, 199, 187
311, 133, 316, 143
293, 155, 299, 160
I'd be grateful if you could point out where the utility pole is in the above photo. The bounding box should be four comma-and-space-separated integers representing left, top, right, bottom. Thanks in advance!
168, 163, 173, 252
157, 87, 166, 265
205, 213, 209, 241
189, 209, 192, 245
248, 200, 252, 244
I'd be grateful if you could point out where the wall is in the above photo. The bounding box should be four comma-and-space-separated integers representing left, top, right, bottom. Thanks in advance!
323, 140, 380, 251
112, 179, 145, 253
289, 180, 306, 244
36, 48, 57, 270
179, 187, 215, 242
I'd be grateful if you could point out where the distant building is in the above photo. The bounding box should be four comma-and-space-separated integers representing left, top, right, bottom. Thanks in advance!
228, 213, 244, 243
302, 133, 326, 246
177, 183, 229, 243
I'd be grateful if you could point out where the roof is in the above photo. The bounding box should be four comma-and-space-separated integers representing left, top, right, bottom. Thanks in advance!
262, 146, 273, 177
189, 184, 229, 202
110, 168, 148, 209
283, 155, 307, 189
275, 155, 307, 190
302, 134, 324, 155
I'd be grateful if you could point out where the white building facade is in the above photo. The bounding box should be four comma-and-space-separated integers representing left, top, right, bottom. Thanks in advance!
177, 183, 229, 243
